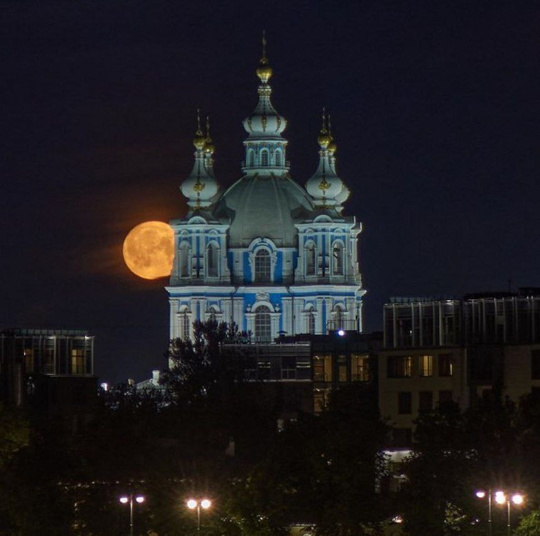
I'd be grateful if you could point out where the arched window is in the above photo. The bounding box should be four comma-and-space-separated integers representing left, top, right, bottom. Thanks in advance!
260, 149, 269, 167
180, 310, 191, 340
307, 309, 316, 334
255, 306, 272, 342
306, 242, 316, 276
332, 242, 344, 275
208, 308, 217, 323
334, 306, 344, 330
275, 150, 282, 166
247, 149, 254, 167
254, 249, 271, 282
207, 243, 218, 277
179, 242, 190, 277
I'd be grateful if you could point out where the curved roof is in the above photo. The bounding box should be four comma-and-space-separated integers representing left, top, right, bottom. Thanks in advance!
215, 174, 314, 247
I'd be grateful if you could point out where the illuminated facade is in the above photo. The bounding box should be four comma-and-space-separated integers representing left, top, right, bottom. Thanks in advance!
379, 290, 540, 446
166, 46, 364, 343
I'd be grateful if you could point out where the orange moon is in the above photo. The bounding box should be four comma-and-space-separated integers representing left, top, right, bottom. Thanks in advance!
123, 221, 174, 280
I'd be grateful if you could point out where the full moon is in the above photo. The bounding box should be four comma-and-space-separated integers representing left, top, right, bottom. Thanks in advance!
123, 221, 174, 280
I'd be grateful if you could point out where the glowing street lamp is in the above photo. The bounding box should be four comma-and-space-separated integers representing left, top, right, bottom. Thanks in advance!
476, 489, 524, 536
119, 494, 145, 536
186, 498, 212, 531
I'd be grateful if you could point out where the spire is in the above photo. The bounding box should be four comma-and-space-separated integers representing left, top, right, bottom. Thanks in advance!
256, 30, 273, 83
305, 110, 349, 211
180, 110, 219, 211
242, 34, 289, 176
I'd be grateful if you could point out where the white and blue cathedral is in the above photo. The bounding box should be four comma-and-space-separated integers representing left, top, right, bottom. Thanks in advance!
166, 47, 365, 343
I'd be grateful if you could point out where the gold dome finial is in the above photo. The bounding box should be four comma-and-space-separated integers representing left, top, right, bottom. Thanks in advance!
193, 109, 206, 150
204, 115, 215, 155
327, 113, 337, 154
256, 30, 273, 83
317, 108, 331, 148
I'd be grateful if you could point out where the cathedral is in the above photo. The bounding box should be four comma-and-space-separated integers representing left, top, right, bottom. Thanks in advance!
166, 44, 365, 342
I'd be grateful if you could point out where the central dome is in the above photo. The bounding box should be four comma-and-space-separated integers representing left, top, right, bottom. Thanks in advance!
215, 175, 314, 247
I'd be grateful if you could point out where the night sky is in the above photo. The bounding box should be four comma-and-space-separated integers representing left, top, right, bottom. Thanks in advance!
2, 1, 538, 384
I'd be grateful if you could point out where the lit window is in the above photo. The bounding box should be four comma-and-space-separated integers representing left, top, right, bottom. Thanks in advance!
24, 349, 34, 373
71, 349, 86, 375
255, 306, 271, 342
419, 355, 433, 377
313, 354, 332, 382
254, 249, 271, 282
439, 353, 454, 377
338, 355, 347, 382
387, 355, 412, 378
351, 354, 369, 381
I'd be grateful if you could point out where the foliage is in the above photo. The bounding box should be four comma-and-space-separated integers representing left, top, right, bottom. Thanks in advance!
514, 510, 540, 536
0, 404, 29, 468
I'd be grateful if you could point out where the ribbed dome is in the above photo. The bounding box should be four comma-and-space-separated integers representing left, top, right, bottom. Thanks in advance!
215, 175, 314, 247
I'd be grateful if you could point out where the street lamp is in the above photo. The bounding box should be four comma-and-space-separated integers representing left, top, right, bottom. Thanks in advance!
475, 489, 493, 536
494, 491, 524, 536
119, 494, 145, 536
186, 498, 212, 531
476, 489, 524, 536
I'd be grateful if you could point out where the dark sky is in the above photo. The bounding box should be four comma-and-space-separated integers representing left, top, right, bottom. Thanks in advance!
2, 1, 539, 384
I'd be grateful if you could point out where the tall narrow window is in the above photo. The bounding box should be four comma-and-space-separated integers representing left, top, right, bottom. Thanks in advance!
307, 309, 316, 334
306, 243, 316, 276
180, 311, 191, 340
254, 249, 271, 282
275, 150, 282, 166
207, 243, 218, 277
260, 150, 269, 167
179, 243, 190, 277
419, 355, 433, 377
71, 349, 86, 375
332, 242, 344, 275
247, 149, 254, 166
255, 306, 271, 342
334, 306, 343, 329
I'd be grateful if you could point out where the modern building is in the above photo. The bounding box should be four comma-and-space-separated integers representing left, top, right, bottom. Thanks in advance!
0, 328, 97, 430
166, 44, 365, 344
378, 289, 540, 446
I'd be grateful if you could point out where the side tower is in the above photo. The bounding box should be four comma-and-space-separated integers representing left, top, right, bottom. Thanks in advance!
167, 42, 365, 342
167, 113, 233, 340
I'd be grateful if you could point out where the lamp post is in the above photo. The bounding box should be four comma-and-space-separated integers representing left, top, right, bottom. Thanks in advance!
476, 489, 493, 536
476, 489, 524, 536
495, 491, 524, 536
186, 498, 211, 531
119, 494, 145, 536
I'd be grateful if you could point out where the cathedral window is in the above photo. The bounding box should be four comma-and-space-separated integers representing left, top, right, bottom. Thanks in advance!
275, 149, 282, 166
247, 149, 254, 167
207, 243, 218, 277
260, 149, 269, 167
179, 242, 190, 277
306, 242, 316, 276
332, 242, 344, 275
254, 249, 271, 282
180, 311, 191, 340
255, 306, 272, 343
307, 309, 316, 334
334, 306, 344, 329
